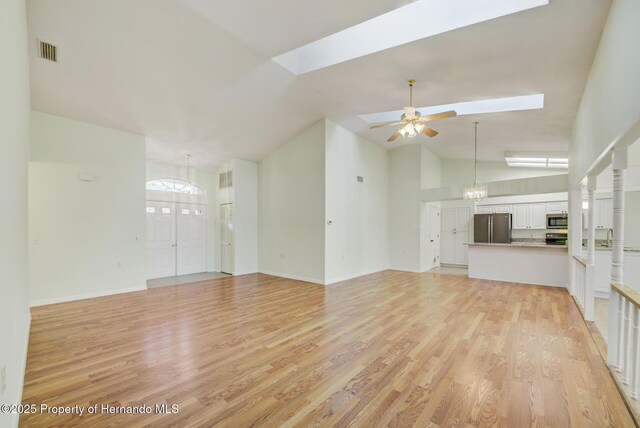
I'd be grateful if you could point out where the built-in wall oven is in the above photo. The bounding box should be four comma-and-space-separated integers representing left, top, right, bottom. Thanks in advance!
546, 213, 568, 229
546, 231, 568, 245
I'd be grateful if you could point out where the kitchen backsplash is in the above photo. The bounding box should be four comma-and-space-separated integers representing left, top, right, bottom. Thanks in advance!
512, 237, 546, 244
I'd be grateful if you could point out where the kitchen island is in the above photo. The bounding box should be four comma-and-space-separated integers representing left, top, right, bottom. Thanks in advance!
467, 242, 568, 287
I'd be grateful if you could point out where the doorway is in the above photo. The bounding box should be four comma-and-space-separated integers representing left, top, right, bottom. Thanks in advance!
429, 205, 441, 268
146, 201, 207, 279
220, 203, 234, 274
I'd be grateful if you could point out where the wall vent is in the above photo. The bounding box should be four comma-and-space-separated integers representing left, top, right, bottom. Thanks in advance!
38, 40, 57, 62
219, 171, 233, 189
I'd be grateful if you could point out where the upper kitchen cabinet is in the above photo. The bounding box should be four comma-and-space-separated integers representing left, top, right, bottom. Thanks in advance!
513, 203, 546, 229
546, 201, 568, 214
476, 205, 495, 214
475, 204, 512, 214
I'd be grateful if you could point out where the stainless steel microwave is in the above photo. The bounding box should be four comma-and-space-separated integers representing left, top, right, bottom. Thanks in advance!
547, 213, 568, 229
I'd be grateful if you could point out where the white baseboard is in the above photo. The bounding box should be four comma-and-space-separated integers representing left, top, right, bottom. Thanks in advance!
258, 270, 324, 285
324, 268, 388, 285
30, 286, 147, 307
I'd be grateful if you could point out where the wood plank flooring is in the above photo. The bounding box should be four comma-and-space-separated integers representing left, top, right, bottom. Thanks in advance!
21, 271, 634, 427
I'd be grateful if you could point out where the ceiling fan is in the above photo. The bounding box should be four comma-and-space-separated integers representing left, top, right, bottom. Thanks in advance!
370, 80, 457, 142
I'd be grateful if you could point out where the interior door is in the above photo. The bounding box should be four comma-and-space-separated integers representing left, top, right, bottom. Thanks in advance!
454, 232, 468, 265
220, 204, 234, 274
146, 202, 176, 279
429, 205, 440, 267
177, 204, 207, 276
455, 208, 470, 231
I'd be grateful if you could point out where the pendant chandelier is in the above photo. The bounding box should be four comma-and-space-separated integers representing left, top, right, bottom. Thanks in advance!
463, 122, 488, 201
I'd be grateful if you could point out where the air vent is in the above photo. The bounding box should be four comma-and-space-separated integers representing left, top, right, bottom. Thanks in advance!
38, 41, 57, 62
219, 171, 233, 189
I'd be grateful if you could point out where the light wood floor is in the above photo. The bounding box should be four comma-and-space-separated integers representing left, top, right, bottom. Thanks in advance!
21, 271, 634, 427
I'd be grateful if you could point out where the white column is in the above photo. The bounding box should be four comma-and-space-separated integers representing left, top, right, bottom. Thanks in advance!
586, 176, 596, 265
611, 146, 627, 285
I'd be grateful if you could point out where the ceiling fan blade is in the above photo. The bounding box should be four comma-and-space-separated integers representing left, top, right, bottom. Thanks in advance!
388, 130, 401, 142
370, 121, 403, 129
418, 110, 457, 122
422, 126, 438, 137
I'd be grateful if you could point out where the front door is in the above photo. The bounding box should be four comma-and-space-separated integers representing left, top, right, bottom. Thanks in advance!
177, 204, 207, 275
146, 202, 177, 279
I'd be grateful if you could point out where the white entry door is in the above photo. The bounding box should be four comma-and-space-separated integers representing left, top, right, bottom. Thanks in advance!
429, 205, 440, 268
177, 204, 207, 276
220, 204, 234, 274
146, 202, 177, 279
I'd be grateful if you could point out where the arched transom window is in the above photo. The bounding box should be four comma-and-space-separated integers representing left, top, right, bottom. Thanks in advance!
146, 178, 205, 196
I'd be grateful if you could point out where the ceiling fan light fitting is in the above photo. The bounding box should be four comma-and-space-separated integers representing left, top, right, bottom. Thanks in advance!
403, 106, 416, 119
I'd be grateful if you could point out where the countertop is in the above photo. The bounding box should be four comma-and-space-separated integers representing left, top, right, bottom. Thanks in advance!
467, 242, 567, 249
592, 246, 640, 253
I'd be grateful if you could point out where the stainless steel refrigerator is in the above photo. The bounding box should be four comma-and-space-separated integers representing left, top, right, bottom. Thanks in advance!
474, 213, 512, 244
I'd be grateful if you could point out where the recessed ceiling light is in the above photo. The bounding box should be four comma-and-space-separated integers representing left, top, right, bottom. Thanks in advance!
361, 94, 544, 124
272, 0, 548, 75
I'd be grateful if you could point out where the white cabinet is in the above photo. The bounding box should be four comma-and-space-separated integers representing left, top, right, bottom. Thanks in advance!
494, 205, 512, 214
476, 205, 494, 214
513, 204, 529, 229
530, 203, 546, 229
441, 207, 469, 266
475, 204, 512, 214
513, 203, 546, 229
546, 201, 568, 214
595, 199, 613, 229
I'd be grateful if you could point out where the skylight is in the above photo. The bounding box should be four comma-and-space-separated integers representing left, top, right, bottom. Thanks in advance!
272, 0, 548, 75
505, 152, 568, 169
360, 94, 544, 124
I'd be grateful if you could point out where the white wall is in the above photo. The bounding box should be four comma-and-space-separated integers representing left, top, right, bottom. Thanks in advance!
625, 191, 640, 249
420, 147, 442, 271
259, 120, 326, 283
389, 145, 422, 272
570, 0, 640, 181
325, 120, 389, 283
0, 1, 31, 425
439, 159, 565, 188
29, 112, 147, 305
146, 161, 219, 272
232, 158, 258, 275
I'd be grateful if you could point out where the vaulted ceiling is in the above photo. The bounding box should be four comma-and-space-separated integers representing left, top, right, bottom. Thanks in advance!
27, 0, 611, 169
